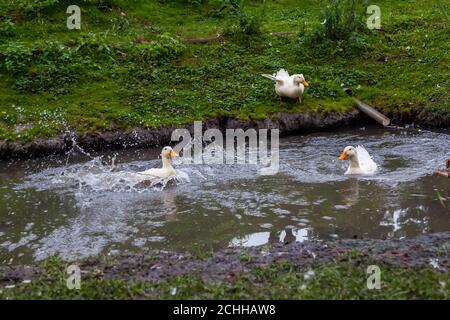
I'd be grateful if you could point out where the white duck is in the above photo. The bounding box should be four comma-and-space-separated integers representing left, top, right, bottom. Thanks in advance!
140, 146, 178, 179
338, 146, 377, 175
261, 69, 309, 104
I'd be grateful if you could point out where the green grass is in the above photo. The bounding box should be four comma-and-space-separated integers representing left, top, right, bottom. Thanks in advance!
0, 0, 449, 142
1, 257, 449, 299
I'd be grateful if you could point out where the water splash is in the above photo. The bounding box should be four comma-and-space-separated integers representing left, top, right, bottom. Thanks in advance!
20, 130, 192, 194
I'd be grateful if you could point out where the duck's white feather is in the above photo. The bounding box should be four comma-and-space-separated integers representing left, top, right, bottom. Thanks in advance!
261, 73, 278, 81
140, 166, 176, 179
275, 68, 290, 79
354, 145, 377, 174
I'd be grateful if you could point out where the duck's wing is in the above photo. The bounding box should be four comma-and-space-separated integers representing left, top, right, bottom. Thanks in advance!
277, 69, 298, 87
261, 73, 284, 85
356, 145, 378, 174
261, 69, 292, 85
139, 168, 164, 178
275, 69, 290, 78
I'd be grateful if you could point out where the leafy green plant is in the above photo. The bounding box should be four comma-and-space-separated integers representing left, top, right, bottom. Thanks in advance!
216, 0, 265, 37
301, 0, 370, 56
322, 0, 365, 41
2, 41, 82, 93
131, 32, 186, 64
3, 0, 60, 14
72, 32, 113, 59
2, 43, 34, 73
0, 18, 16, 37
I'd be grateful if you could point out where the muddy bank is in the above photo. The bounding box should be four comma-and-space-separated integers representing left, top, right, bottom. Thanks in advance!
1, 109, 449, 160
95, 232, 450, 282
0, 109, 360, 160
388, 109, 450, 129
1, 232, 448, 284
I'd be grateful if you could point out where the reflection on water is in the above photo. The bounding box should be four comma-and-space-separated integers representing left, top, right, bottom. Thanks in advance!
0, 127, 449, 263
230, 228, 307, 247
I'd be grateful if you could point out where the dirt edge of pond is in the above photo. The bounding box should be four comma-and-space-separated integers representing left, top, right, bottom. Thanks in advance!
0, 109, 359, 160
1, 109, 449, 160
2, 232, 449, 284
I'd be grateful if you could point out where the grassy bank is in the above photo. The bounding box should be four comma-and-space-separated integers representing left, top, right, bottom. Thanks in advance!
0, 0, 449, 143
1, 257, 448, 299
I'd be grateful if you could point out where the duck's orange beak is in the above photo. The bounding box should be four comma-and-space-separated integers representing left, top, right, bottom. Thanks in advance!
338, 151, 348, 160
169, 150, 178, 158
302, 80, 309, 87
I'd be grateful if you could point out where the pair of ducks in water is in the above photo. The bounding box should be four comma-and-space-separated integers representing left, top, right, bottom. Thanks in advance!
141, 145, 378, 181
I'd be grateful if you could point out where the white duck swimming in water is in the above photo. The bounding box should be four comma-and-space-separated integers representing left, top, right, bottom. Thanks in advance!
140, 146, 178, 179
338, 146, 377, 175
261, 69, 309, 104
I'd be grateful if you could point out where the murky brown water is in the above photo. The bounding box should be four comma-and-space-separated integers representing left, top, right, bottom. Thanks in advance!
0, 127, 449, 264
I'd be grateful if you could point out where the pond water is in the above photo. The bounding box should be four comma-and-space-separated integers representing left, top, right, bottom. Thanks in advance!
1, 127, 449, 264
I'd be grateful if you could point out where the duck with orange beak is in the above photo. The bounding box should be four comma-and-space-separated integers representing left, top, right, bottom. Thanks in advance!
261, 69, 309, 105
140, 146, 178, 179
338, 145, 377, 175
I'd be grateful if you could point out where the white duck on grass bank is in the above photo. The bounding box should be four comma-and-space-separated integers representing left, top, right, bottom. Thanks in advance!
261, 69, 309, 105
338, 146, 378, 175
